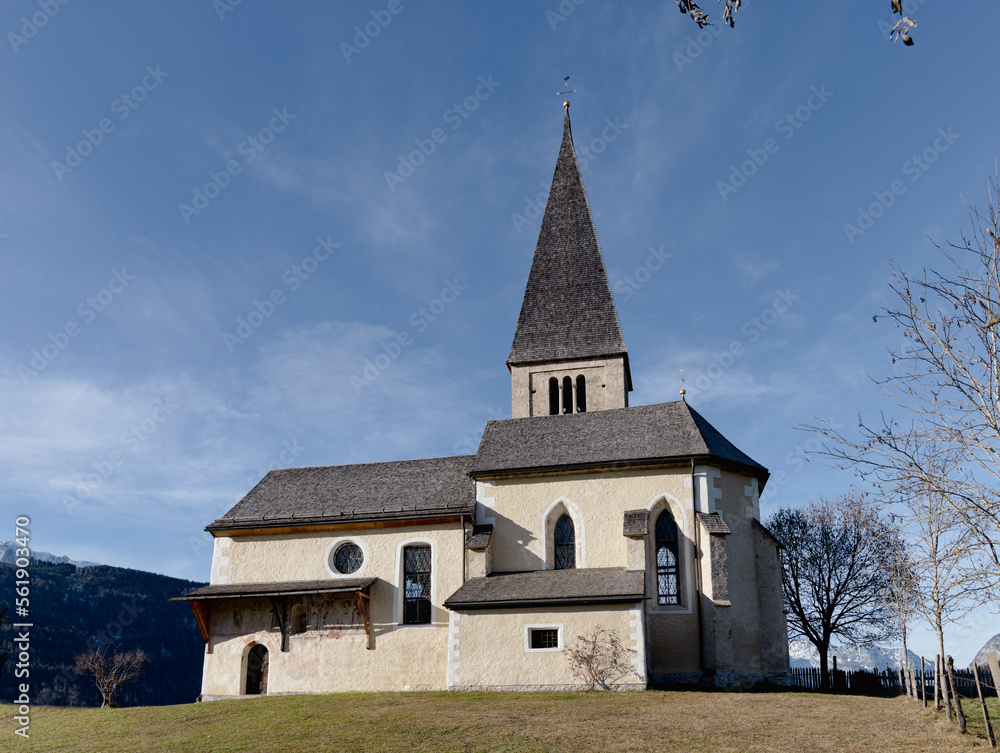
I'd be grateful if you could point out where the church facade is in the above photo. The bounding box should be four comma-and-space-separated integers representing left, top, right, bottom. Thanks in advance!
180, 107, 789, 698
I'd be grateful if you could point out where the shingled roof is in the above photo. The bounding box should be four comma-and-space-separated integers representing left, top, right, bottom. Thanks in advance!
472, 400, 768, 485
444, 567, 644, 609
207, 455, 476, 533
507, 109, 629, 379
175, 578, 376, 601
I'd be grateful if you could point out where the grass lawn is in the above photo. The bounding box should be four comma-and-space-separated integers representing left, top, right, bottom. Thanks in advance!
5, 690, 992, 753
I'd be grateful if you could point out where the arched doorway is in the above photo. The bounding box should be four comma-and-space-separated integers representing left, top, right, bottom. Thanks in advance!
245, 644, 269, 695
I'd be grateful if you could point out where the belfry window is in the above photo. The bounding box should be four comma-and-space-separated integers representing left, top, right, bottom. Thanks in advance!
655, 510, 680, 605
549, 377, 559, 416
554, 514, 576, 569
562, 376, 573, 414
576, 375, 587, 412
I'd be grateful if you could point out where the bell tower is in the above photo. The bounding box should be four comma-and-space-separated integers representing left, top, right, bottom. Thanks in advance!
507, 104, 632, 418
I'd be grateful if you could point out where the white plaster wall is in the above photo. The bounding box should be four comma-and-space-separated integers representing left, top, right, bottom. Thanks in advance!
449, 605, 644, 689
484, 467, 693, 574
201, 523, 465, 695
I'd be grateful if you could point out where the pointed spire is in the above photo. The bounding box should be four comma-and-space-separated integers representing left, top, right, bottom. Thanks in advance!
507, 110, 630, 380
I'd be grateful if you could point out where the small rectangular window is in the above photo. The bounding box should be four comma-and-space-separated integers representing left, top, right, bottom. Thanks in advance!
530, 629, 559, 649
525, 625, 563, 652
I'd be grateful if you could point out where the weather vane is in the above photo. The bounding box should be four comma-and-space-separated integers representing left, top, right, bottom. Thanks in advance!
557, 76, 577, 109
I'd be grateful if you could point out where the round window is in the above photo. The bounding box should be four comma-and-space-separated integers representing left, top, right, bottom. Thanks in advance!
333, 542, 363, 574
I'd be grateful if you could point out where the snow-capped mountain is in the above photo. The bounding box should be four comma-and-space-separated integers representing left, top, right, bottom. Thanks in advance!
789, 640, 922, 671
974, 634, 1000, 666
0, 540, 99, 568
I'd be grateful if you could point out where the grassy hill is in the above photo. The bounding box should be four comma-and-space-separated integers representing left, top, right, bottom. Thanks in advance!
0, 561, 206, 706
4, 690, 993, 752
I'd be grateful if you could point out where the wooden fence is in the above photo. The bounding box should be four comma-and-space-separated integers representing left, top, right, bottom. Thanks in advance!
789, 663, 999, 697
790, 652, 1000, 748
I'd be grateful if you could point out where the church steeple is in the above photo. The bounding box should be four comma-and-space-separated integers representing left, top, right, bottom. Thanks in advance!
508, 108, 632, 419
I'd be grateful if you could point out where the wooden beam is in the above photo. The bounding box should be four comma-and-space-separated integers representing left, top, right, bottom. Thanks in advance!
213, 516, 465, 538
188, 600, 211, 646
355, 587, 372, 650
269, 597, 289, 652
988, 652, 1000, 705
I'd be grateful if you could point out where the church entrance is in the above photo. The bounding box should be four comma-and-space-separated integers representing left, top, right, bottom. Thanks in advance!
245, 644, 269, 695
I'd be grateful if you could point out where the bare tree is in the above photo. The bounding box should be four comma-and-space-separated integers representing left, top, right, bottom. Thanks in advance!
74, 645, 149, 708
767, 492, 902, 689
804, 173, 1000, 597
566, 626, 637, 690
894, 468, 981, 674
674, 0, 919, 44
877, 538, 920, 687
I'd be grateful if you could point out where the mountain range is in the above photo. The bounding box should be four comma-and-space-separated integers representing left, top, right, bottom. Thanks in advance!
975, 634, 1000, 666
0, 539, 99, 568
0, 560, 205, 706
789, 640, 923, 671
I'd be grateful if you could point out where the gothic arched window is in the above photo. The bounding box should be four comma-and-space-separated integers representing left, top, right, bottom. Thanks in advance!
575, 375, 587, 412
655, 510, 680, 605
562, 376, 573, 413
549, 377, 559, 416
554, 514, 576, 569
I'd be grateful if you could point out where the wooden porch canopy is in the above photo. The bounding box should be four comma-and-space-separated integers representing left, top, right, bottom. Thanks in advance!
173, 578, 377, 651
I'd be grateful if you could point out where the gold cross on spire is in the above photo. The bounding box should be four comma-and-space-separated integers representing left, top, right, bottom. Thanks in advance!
557, 76, 577, 110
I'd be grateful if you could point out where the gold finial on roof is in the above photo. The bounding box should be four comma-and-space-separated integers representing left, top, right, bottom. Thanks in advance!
680, 389, 687, 401
558, 76, 576, 109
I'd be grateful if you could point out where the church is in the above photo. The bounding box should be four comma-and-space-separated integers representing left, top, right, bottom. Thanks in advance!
179, 104, 790, 697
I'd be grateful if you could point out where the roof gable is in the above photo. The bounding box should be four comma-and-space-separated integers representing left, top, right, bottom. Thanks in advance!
507, 110, 628, 368
472, 400, 767, 484
207, 455, 476, 533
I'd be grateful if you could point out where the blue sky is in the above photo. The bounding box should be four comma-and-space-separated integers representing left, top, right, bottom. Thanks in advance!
2, 0, 997, 664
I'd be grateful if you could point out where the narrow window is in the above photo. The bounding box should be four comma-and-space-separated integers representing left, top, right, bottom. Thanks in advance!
576, 375, 587, 412
549, 377, 559, 416
562, 376, 573, 414
529, 628, 560, 649
402, 544, 432, 624
656, 510, 680, 605
554, 514, 575, 569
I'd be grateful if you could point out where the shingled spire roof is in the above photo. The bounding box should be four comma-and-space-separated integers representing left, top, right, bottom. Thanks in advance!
507, 109, 629, 378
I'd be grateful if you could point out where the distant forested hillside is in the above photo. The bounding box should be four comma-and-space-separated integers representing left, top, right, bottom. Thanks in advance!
0, 562, 206, 706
